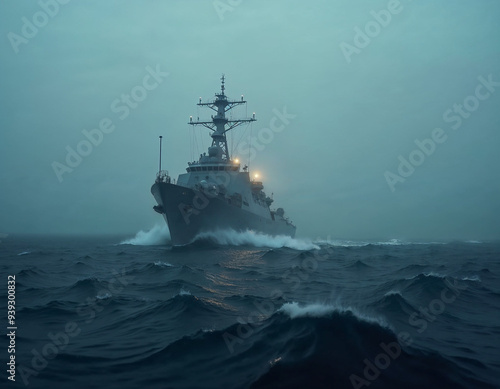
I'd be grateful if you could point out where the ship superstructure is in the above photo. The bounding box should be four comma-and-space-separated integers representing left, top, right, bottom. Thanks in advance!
151, 75, 296, 245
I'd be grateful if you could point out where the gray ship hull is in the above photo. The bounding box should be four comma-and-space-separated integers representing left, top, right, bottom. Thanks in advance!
151, 182, 296, 245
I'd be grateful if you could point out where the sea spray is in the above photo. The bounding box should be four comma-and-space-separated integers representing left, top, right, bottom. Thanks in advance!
120, 224, 170, 245
194, 229, 319, 250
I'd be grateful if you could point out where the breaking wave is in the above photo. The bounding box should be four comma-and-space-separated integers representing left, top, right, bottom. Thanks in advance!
278, 302, 388, 327
120, 224, 171, 245
193, 229, 320, 250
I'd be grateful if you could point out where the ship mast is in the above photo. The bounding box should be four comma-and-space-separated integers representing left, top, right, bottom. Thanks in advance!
188, 74, 256, 161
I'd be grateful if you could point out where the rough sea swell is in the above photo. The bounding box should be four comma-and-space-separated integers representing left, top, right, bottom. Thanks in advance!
1, 228, 499, 388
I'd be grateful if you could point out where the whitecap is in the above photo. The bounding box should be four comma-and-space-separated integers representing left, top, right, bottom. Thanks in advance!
462, 275, 481, 282
278, 302, 388, 327
384, 290, 403, 297
421, 272, 448, 279
269, 356, 282, 366
178, 288, 191, 296
154, 261, 173, 268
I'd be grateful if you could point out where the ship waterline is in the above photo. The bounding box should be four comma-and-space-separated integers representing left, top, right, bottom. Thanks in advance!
151, 180, 296, 245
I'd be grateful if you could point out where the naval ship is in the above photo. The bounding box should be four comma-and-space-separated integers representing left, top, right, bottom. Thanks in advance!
151, 75, 296, 245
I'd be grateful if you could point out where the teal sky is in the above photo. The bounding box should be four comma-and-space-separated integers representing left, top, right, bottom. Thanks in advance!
0, 0, 499, 241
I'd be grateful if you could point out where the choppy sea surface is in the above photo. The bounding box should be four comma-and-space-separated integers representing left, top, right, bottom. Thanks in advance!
1, 227, 499, 389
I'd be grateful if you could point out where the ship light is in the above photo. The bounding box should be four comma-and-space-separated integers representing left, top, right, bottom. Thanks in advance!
234, 158, 239, 164
254, 173, 259, 179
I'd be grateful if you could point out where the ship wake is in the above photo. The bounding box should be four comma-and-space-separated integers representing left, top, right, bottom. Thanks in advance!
193, 229, 319, 250
120, 224, 171, 245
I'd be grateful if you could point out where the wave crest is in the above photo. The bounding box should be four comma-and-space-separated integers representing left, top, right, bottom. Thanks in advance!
278, 302, 388, 327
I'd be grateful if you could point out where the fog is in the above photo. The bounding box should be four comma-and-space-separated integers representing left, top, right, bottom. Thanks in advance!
1, 0, 499, 241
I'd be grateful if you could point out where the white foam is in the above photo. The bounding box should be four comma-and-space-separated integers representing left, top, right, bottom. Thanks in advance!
422, 272, 448, 279
462, 275, 481, 282
269, 356, 282, 367
120, 224, 170, 246
154, 261, 173, 268
178, 288, 191, 296
279, 302, 337, 318
17, 251, 31, 256
405, 272, 446, 281
278, 302, 388, 327
96, 293, 112, 300
408, 273, 481, 284
384, 290, 402, 297
194, 229, 320, 250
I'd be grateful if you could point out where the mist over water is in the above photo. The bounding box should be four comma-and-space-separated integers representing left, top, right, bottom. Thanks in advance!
1, 2, 499, 241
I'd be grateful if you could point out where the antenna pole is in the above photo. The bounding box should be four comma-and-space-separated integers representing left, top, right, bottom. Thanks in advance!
188, 75, 256, 162
158, 136, 163, 174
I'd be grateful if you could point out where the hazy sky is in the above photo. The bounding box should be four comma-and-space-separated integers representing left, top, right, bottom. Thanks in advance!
1, 0, 499, 241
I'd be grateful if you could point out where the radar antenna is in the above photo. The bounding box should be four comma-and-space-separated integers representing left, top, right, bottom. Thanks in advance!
188, 75, 256, 161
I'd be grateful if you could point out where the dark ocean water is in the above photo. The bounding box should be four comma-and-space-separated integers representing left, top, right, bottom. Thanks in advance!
1, 227, 499, 389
